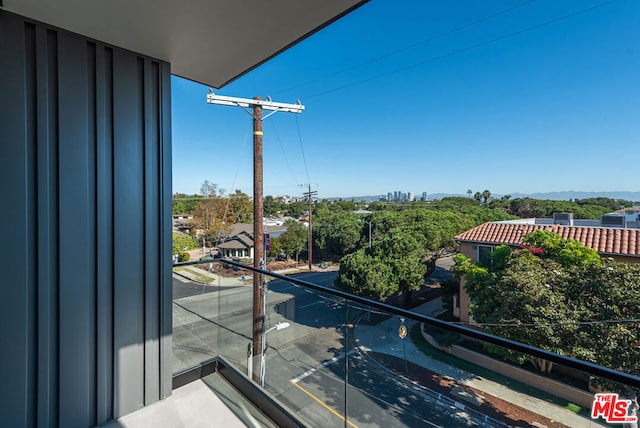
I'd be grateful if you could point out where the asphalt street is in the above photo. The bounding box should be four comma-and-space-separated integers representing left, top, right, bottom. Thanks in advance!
274, 349, 493, 428
172, 275, 221, 300
172, 267, 499, 427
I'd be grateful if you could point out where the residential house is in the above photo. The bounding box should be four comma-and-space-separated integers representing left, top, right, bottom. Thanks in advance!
217, 224, 255, 259
172, 214, 193, 234
217, 223, 290, 260
454, 215, 640, 324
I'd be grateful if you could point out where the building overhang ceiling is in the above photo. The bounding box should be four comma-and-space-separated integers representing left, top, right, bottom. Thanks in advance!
1, 0, 368, 88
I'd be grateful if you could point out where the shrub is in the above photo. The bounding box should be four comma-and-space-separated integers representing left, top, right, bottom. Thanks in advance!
177, 251, 190, 262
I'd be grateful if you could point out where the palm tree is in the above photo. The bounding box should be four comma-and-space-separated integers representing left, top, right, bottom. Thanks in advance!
474, 192, 482, 202
482, 189, 492, 204
466, 189, 472, 198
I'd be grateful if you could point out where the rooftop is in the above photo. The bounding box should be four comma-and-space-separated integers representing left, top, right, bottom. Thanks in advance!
455, 221, 640, 258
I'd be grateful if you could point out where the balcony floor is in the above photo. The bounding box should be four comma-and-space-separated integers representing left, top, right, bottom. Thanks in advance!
101, 373, 275, 428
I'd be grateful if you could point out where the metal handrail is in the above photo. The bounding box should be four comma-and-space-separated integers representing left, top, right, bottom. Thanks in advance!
174, 257, 640, 389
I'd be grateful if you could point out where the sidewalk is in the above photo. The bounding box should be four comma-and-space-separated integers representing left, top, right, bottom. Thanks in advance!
173, 262, 338, 286
354, 298, 602, 427
173, 265, 250, 287
173, 254, 279, 286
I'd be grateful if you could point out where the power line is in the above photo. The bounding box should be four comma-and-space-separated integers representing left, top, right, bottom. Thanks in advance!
294, 115, 311, 184
273, 0, 536, 96
456, 318, 640, 328
268, 119, 299, 187
301, 0, 618, 100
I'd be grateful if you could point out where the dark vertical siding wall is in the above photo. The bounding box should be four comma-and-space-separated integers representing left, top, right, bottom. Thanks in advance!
0, 11, 173, 427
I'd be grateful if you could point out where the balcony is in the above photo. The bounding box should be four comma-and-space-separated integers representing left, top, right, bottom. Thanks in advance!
123, 257, 640, 427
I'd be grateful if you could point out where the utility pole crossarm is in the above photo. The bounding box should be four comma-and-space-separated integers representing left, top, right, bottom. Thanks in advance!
207, 90, 304, 114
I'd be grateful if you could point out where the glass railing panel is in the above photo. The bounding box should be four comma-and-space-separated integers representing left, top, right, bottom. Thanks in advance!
171, 259, 640, 427
172, 259, 221, 373
172, 259, 253, 373
211, 263, 254, 374
412, 320, 607, 427
346, 303, 509, 427
257, 271, 349, 427
347, 302, 640, 427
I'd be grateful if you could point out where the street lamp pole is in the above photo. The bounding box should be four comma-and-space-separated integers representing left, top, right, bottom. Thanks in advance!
260, 322, 290, 388
399, 318, 408, 373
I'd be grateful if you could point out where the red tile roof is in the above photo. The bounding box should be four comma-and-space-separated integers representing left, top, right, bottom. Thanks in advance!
455, 222, 640, 258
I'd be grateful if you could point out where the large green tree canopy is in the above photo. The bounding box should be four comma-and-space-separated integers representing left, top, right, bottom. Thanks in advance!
333, 200, 516, 302
453, 231, 640, 391
313, 211, 362, 258
336, 227, 427, 301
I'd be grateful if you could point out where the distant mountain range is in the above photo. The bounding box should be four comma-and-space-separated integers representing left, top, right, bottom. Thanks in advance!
507, 191, 640, 202
329, 191, 640, 203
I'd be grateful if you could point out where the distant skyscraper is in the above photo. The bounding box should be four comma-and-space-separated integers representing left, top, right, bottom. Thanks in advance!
408, 192, 415, 201
422, 191, 427, 201
387, 192, 393, 202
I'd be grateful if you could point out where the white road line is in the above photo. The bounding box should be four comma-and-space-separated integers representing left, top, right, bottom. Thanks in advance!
292, 350, 356, 383
299, 301, 324, 309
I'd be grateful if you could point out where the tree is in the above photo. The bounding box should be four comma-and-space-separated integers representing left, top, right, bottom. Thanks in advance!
312, 201, 332, 220
227, 190, 252, 223
575, 197, 633, 211
172, 232, 198, 255
466, 254, 581, 373
189, 190, 252, 243
331, 200, 357, 212
190, 197, 228, 241
487, 194, 512, 211
313, 212, 361, 259
336, 227, 427, 303
264, 195, 283, 217
500, 197, 613, 220
453, 231, 640, 394
267, 236, 283, 258
474, 191, 482, 202
335, 249, 396, 300
172, 193, 202, 215
467, 189, 472, 198
482, 189, 492, 204
374, 228, 427, 296
200, 180, 219, 198
522, 230, 602, 266
280, 220, 308, 264
285, 201, 307, 218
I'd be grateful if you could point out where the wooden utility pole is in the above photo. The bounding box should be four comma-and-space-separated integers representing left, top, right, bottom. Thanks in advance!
206, 90, 304, 385
252, 98, 264, 383
301, 184, 318, 270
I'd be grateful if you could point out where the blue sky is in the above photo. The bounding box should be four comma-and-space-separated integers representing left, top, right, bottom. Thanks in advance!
172, 0, 639, 199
